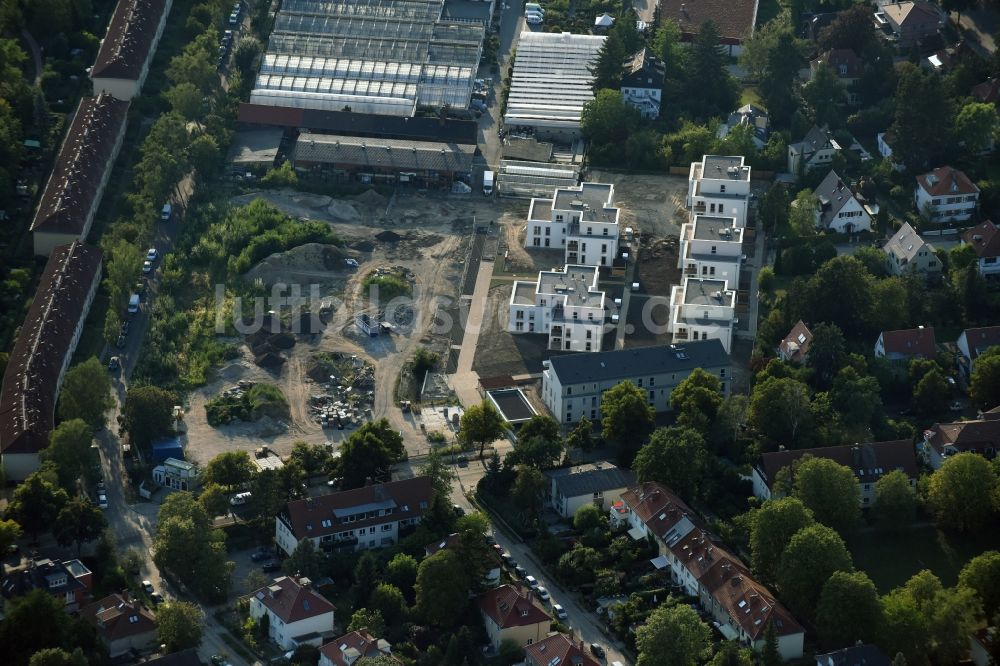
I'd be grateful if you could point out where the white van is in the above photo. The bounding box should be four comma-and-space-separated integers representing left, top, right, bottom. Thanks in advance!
161, 203, 173, 221
525, 2, 544, 13
230, 491, 252, 506
127, 293, 140, 314
525, 12, 543, 24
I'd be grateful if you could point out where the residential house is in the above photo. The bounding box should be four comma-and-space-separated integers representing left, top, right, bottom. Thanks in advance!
1, 557, 93, 612
813, 170, 872, 233
249, 576, 336, 650
962, 220, 1000, 278
524, 182, 621, 266
0, 242, 103, 481
717, 104, 770, 148
620, 49, 664, 119
752, 440, 918, 505
877, 0, 942, 47
678, 214, 743, 284
788, 125, 841, 174
877, 130, 896, 162
541, 340, 730, 424
81, 593, 158, 658
544, 461, 636, 518
319, 629, 398, 666
810, 50, 863, 105
778, 320, 813, 363
971, 627, 998, 666
152, 457, 198, 491
914, 166, 979, 223
30, 94, 129, 256
972, 78, 1000, 105
140, 649, 201, 666
874, 326, 936, 362
668, 278, 738, 353
477, 584, 551, 650
687, 155, 752, 228
660, 0, 759, 56
884, 222, 941, 279
508, 265, 606, 353
525, 634, 600, 666
957, 326, 1000, 381
919, 408, 1000, 468
424, 534, 501, 587
815, 644, 891, 666
90, 0, 174, 99
275, 477, 434, 555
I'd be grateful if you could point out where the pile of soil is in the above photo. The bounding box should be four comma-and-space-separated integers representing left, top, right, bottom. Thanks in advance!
255, 351, 286, 370
327, 200, 361, 222
306, 353, 342, 382
257, 415, 288, 437
298, 311, 324, 335
375, 230, 401, 243
351, 240, 376, 252
352, 189, 388, 208
244, 243, 351, 285
270, 332, 296, 349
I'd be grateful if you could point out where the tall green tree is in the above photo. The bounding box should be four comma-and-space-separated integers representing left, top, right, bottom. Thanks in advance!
39, 419, 93, 489
806, 323, 846, 388
749, 497, 816, 586
57, 358, 113, 430
669, 368, 723, 433
8, 471, 69, 539
121, 385, 176, 450
970, 346, 1000, 410
635, 603, 712, 666
872, 470, 917, 529
954, 101, 998, 155
633, 426, 708, 502
760, 28, 806, 126
415, 550, 470, 628
958, 550, 1000, 619
802, 65, 844, 128
581, 89, 641, 149
927, 452, 999, 532
564, 416, 595, 454
793, 256, 874, 337
817, 5, 876, 54
785, 456, 861, 535
589, 27, 629, 91
816, 571, 882, 648
682, 21, 738, 120
347, 608, 385, 637
283, 538, 327, 580
385, 553, 419, 602
369, 583, 407, 626
601, 380, 655, 463
512, 467, 546, 519
153, 492, 233, 602
203, 451, 255, 494
748, 376, 813, 450
53, 498, 106, 556
156, 601, 204, 652
459, 401, 507, 458
778, 524, 854, 618
890, 64, 951, 170
338, 419, 407, 487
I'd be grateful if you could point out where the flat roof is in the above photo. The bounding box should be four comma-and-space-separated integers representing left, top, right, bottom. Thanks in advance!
553, 183, 617, 224
547, 339, 729, 385
537, 265, 601, 307
692, 215, 741, 240
528, 197, 553, 221
700, 155, 750, 180
682, 278, 733, 305
487, 388, 537, 424
292, 132, 476, 172
513, 281, 536, 305
227, 128, 284, 164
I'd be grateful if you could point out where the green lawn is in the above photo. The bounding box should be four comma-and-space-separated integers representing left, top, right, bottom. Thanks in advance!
848, 524, 1000, 592
740, 86, 763, 107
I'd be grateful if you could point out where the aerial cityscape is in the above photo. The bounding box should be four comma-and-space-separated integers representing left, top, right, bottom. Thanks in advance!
1, 0, 1000, 664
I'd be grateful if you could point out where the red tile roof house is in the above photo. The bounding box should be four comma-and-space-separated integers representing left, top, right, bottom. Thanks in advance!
962, 221, 1000, 279
90, 0, 173, 100
30, 94, 129, 256
661, 0, 760, 56
275, 476, 433, 556
477, 584, 552, 651
525, 634, 600, 666
957, 326, 1000, 381
0, 242, 103, 481
249, 576, 336, 650
751, 440, 918, 506
778, 321, 813, 363
878, 0, 943, 47
920, 407, 1000, 469
319, 629, 399, 666
874, 326, 936, 363
81, 592, 158, 658
972, 78, 1000, 105
914, 166, 980, 223
1, 557, 93, 612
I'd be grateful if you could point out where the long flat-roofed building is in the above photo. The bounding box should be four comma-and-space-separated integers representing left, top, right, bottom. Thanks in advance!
91, 0, 174, 100
668, 278, 738, 353
524, 182, 620, 266
503, 31, 605, 142
508, 264, 606, 352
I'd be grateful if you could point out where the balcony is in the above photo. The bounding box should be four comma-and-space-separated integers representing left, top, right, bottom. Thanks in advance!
551, 325, 563, 336
674, 329, 689, 340
567, 240, 579, 251
684, 266, 697, 275
692, 202, 707, 213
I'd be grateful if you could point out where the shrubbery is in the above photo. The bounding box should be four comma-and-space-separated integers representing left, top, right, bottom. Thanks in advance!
205, 384, 289, 426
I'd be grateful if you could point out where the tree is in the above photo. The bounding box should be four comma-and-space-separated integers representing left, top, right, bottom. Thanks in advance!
748, 376, 813, 450
829, 366, 883, 436
510, 434, 562, 469
459, 401, 507, 458
872, 470, 916, 529
415, 550, 469, 627
53, 498, 106, 556
352, 552, 380, 607
802, 65, 844, 128
580, 89, 642, 163
199, 482, 230, 518
794, 256, 874, 338
682, 21, 738, 120
288, 441, 333, 476
8, 471, 69, 538
786, 456, 861, 534
817, 5, 876, 54
166, 31, 220, 93
164, 82, 203, 120
153, 492, 233, 602
121, 386, 175, 450
707, 641, 754, 666
290, 644, 320, 666
778, 524, 854, 618
283, 538, 327, 580
635, 602, 712, 666
573, 504, 606, 533
338, 419, 406, 487
787, 189, 819, 236
816, 571, 882, 647
759, 183, 790, 233
0, 589, 73, 665
410, 347, 438, 383
601, 380, 655, 463
749, 498, 816, 586
39, 419, 93, 489
912, 367, 949, 417
347, 608, 385, 637
589, 27, 629, 91
958, 551, 1000, 619
669, 368, 723, 433
558, 545, 601, 585
711, 394, 748, 457
233, 36, 262, 74
955, 101, 998, 155
512, 467, 546, 519
564, 416, 595, 454
57, 357, 113, 430
970, 346, 1000, 410
385, 553, 419, 601
369, 583, 407, 626
28, 648, 87, 666
633, 426, 707, 502
928, 452, 999, 532
759, 28, 806, 126
0, 518, 22, 559
157, 601, 203, 652
890, 64, 951, 170
188, 133, 220, 177
807, 323, 846, 388
203, 451, 255, 494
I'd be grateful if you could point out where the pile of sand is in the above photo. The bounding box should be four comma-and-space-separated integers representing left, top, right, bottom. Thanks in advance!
290, 192, 332, 208
243, 243, 351, 285
327, 201, 361, 222
352, 189, 389, 208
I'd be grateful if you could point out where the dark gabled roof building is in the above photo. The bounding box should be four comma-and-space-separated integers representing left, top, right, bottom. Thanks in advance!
81, 593, 158, 658
0, 241, 103, 481
544, 461, 636, 518
1, 557, 93, 612
31, 94, 129, 256
920, 407, 1000, 469
91, 0, 173, 99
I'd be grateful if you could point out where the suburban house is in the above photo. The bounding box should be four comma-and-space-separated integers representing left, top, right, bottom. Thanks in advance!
876, 0, 942, 47
687, 155, 752, 228
962, 220, 1000, 278
249, 576, 336, 650
972, 78, 1000, 104
877, 130, 898, 163
971, 627, 999, 666
152, 457, 198, 491
620, 49, 664, 119
424, 534, 501, 587
508, 265, 606, 353
809, 49, 863, 105
614, 483, 804, 660
541, 340, 730, 424
874, 326, 936, 362
815, 644, 891, 666
751, 440, 918, 505
81, 593, 158, 658
812, 170, 872, 233
0, 242, 103, 481
140, 649, 201, 666
524, 183, 621, 266
678, 214, 743, 284
668, 277, 738, 353
717, 104, 770, 148
914, 166, 979, 223
884, 222, 941, 279
319, 629, 398, 666
778, 320, 813, 364
659, 0, 759, 55
30, 94, 129, 256
477, 584, 551, 650
919, 408, 1000, 468
525, 634, 600, 666
788, 125, 841, 174
544, 461, 636, 518
1, 557, 93, 612
275, 477, 434, 555
957, 326, 1000, 381
90, 0, 174, 99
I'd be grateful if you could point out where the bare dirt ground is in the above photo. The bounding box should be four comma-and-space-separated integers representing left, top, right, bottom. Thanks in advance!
586, 171, 689, 237
471, 283, 553, 378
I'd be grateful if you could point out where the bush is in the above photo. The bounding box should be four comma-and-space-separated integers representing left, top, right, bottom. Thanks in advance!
261, 160, 298, 188
364, 273, 412, 301
205, 384, 289, 426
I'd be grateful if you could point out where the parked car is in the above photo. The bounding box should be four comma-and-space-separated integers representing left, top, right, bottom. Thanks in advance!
145, 248, 158, 262
525, 575, 539, 589
537, 586, 550, 602
250, 548, 271, 562
116, 335, 127, 349
262, 561, 280, 573
230, 491, 252, 506
553, 603, 568, 620
128, 293, 140, 314
452, 503, 465, 516
150, 592, 165, 605
141, 580, 154, 594
98, 493, 109, 509
210, 655, 232, 666
514, 565, 527, 578
160, 203, 172, 221
120, 320, 130, 335
142, 260, 152, 274
134, 280, 147, 297
590, 644, 605, 658
108, 356, 120, 371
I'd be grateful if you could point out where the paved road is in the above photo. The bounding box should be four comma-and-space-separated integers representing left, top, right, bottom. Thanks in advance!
478, 3, 526, 168
952, 8, 997, 56
20, 29, 42, 86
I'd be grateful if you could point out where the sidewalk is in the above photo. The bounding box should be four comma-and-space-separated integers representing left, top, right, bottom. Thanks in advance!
451, 259, 495, 407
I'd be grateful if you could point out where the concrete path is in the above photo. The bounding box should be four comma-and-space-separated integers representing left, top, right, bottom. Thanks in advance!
451, 259, 495, 407
20, 29, 42, 86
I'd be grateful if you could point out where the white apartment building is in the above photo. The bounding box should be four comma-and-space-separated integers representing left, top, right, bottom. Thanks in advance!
509, 265, 605, 352
525, 182, 620, 266
678, 214, 743, 283
914, 166, 979, 222
668, 278, 738, 354
687, 155, 752, 228
541, 340, 730, 424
